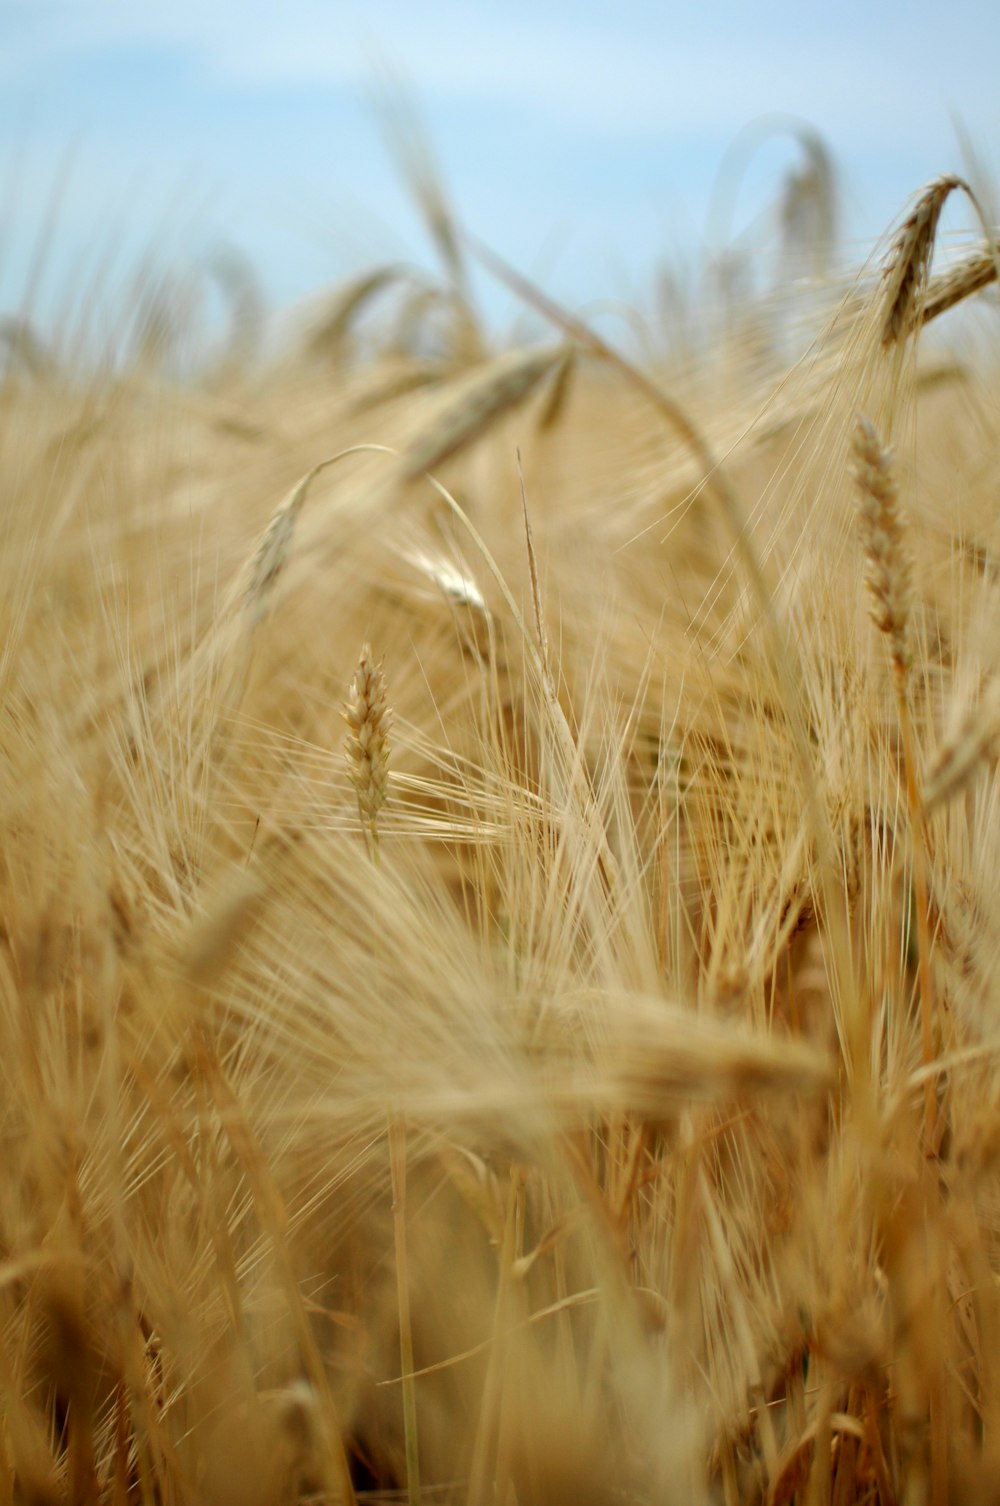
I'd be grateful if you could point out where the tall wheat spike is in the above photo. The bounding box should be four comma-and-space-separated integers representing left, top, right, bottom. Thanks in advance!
852, 416, 912, 673
853, 415, 937, 1148
343, 646, 419, 1504
344, 644, 392, 853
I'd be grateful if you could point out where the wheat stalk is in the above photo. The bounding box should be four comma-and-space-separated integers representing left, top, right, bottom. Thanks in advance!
853, 415, 937, 1147
389, 1115, 421, 1506
343, 646, 419, 1505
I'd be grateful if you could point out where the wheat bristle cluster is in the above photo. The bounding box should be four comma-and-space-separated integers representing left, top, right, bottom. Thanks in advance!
852, 416, 913, 673
344, 643, 392, 841
880, 175, 962, 346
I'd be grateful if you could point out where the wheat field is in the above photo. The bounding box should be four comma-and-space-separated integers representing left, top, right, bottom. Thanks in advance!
3, 157, 1000, 1506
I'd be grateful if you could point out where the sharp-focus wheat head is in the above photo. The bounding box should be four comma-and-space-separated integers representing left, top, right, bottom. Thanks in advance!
344, 643, 392, 843
852, 415, 913, 675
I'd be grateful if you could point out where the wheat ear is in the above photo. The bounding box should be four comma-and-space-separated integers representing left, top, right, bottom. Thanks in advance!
238, 449, 393, 626
853, 417, 937, 1145
922, 243, 999, 329
923, 681, 1000, 815
343, 648, 418, 1503
880, 176, 963, 347
401, 345, 564, 479
853, 417, 913, 675
344, 644, 392, 856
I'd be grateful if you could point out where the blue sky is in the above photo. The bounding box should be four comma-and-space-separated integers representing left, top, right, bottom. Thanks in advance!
2, 0, 999, 348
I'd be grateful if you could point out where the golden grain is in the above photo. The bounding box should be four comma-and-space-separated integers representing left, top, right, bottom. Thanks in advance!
344, 642, 392, 845
880, 175, 964, 346
922, 242, 999, 328
853, 415, 913, 672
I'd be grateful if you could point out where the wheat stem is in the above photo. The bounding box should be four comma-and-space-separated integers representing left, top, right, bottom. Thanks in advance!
344, 647, 419, 1502
390, 1118, 421, 1506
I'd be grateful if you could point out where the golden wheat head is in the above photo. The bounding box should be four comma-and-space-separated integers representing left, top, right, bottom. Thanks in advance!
344, 644, 392, 845
852, 416, 913, 674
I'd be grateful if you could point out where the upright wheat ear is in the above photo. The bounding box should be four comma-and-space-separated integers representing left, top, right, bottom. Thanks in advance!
344, 644, 417, 1500
852, 417, 912, 675
853, 415, 937, 1147
344, 644, 392, 851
